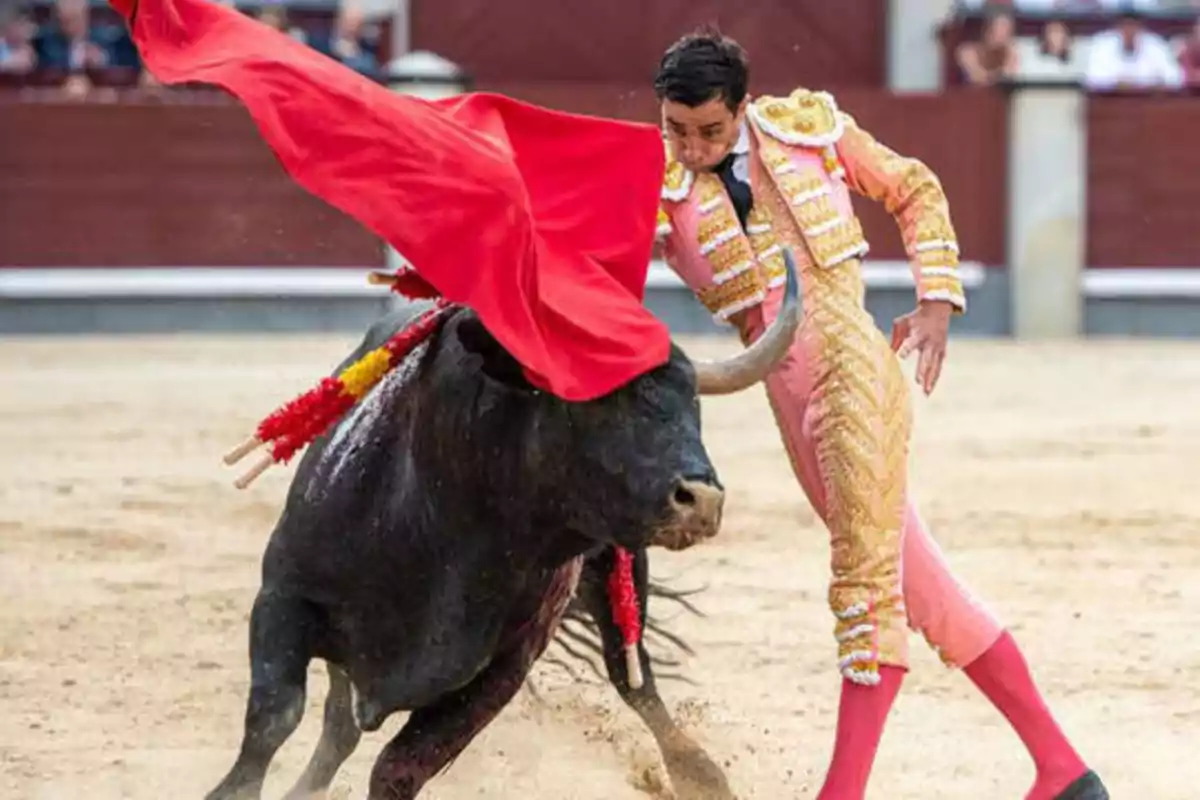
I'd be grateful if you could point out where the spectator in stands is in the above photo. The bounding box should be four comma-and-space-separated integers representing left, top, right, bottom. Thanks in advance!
1020, 19, 1085, 80
36, 0, 110, 70
1084, 7, 1184, 88
0, 6, 37, 75
959, 0, 1160, 10
34, 0, 110, 96
956, 4, 1021, 84
34, 0, 143, 95
256, 0, 308, 45
1179, 17, 1200, 85
324, 3, 379, 77
1073, 0, 1161, 9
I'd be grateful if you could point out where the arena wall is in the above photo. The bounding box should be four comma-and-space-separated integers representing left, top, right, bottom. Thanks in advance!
2, 88, 1199, 337
409, 0, 889, 91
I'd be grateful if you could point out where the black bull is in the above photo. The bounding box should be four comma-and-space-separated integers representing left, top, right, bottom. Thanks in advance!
206, 257, 800, 800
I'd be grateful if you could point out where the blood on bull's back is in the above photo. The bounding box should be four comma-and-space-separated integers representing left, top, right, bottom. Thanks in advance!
265, 308, 561, 710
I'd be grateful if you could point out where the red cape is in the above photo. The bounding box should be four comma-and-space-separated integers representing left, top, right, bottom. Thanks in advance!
113, 0, 670, 401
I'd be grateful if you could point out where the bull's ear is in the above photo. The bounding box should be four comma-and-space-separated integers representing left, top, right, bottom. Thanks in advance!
453, 314, 534, 390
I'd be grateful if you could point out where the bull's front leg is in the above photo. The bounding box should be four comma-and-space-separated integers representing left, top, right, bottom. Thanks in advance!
282, 662, 362, 799
368, 644, 532, 800
206, 590, 315, 800
368, 562, 581, 800
578, 546, 734, 800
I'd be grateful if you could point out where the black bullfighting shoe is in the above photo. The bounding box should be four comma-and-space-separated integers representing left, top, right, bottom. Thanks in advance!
1053, 770, 1109, 800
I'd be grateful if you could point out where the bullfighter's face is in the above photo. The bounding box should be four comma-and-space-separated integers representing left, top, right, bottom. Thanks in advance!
661, 94, 747, 174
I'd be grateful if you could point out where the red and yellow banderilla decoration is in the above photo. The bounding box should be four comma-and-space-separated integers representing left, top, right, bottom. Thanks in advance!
222, 268, 644, 685
222, 283, 450, 489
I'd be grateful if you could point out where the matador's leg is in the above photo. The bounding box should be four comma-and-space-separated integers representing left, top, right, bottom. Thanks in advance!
793, 306, 911, 684
901, 500, 1003, 668
902, 502, 1106, 800
751, 284, 911, 800
742, 287, 909, 684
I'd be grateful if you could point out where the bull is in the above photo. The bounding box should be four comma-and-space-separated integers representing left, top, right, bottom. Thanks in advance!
205, 254, 801, 800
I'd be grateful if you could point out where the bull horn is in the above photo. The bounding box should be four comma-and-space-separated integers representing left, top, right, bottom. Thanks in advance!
692, 248, 802, 396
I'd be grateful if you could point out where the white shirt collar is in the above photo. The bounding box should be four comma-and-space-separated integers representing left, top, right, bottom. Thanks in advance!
731, 121, 750, 156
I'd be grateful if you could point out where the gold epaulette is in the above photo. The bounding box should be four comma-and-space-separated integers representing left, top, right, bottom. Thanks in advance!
748, 88, 845, 149
655, 205, 672, 239
661, 136, 693, 202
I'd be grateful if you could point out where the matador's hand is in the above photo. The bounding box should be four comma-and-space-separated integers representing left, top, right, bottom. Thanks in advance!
891, 300, 953, 396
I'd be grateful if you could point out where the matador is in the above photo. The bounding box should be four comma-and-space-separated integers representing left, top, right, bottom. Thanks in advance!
652, 28, 1108, 800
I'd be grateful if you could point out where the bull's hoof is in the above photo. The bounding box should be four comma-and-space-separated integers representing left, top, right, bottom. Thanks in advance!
1053, 770, 1109, 800
204, 782, 262, 800
662, 745, 735, 800
281, 788, 352, 800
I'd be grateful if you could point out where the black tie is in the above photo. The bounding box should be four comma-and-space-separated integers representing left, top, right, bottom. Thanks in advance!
713, 152, 753, 232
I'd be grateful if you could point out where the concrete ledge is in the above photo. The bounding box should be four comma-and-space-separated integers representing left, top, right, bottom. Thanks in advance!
9, 264, 1194, 300
0, 296, 398, 335
0, 261, 1007, 336
8, 264, 1199, 338
1085, 297, 1200, 337
0, 267, 386, 299
1082, 269, 1200, 298
1079, 270, 1200, 336
0, 261, 987, 298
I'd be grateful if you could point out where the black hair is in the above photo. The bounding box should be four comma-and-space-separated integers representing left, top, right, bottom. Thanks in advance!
653, 24, 749, 113
982, 2, 1015, 26
1039, 19, 1072, 63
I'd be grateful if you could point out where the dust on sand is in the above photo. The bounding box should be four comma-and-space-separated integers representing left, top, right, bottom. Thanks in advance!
1, 335, 1197, 799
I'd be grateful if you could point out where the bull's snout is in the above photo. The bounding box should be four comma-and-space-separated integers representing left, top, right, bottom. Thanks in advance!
651, 477, 726, 551
670, 479, 724, 520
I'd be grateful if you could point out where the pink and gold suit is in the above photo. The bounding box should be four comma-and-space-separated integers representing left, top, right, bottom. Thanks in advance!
657, 89, 1004, 685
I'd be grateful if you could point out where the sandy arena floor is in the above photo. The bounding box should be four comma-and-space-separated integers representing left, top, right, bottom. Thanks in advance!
1, 334, 1197, 799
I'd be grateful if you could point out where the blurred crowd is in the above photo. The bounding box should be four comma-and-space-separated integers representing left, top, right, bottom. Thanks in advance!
3, 0, 1200, 100
0, 0, 384, 97
955, 1, 1200, 88
959, 0, 1198, 8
